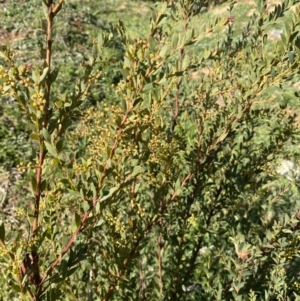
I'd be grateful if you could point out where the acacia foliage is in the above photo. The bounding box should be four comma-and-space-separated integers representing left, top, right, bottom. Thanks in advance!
1, 0, 300, 300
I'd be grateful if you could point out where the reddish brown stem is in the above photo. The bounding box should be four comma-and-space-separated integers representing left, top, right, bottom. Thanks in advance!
31, 2, 57, 301
157, 198, 163, 295
37, 203, 93, 297
32, 0, 54, 236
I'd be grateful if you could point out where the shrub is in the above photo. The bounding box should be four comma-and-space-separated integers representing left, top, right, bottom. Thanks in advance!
1, 0, 300, 300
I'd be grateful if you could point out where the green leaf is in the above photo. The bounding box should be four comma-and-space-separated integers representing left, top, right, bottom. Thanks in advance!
182, 55, 189, 70
67, 189, 83, 199
123, 56, 131, 69
30, 133, 40, 141
121, 98, 127, 112
144, 83, 153, 92
255, 0, 263, 13
132, 166, 143, 177
174, 178, 181, 191
98, 33, 103, 48
32, 65, 40, 84
42, 127, 51, 143
90, 182, 97, 198
97, 218, 104, 226
71, 219, 78, 233
100, 187, 118, 202
287, 51, 294, 64
11, 284, 21, 293
60, 259, 68, 274
56, 140, 64, 152
66, 266, 77, 277
281, 33, 287, 46
82, 202, 90, 212
157, 14, 167, 27
218, 131, 228, 143
92, 44, 98, 58
31, 175, 37, 192
159, 45, 169, 58
55, 100, 62, 108
44, 141, 57, 157
3, 85, 10, 92
0, 51, 9, 61
149, 37, 158, 52
75, 212, 81, 228
50, 68, 59, 83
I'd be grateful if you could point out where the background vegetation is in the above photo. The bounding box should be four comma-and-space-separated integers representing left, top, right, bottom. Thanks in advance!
1, 0, 300, 300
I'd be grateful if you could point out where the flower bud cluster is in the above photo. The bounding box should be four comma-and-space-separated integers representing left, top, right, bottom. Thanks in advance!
31, 91, 46, 112
103, 211, 126, 235
17, 161, 34, 173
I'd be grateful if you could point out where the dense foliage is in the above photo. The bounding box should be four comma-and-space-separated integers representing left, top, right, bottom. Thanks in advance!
1, 0, 300, 300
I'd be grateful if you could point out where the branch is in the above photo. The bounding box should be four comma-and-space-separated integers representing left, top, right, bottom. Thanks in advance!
102, 173, 192, 300
32, 0, 56, 236
184, 186, 222, 283
53, 0, 63, 15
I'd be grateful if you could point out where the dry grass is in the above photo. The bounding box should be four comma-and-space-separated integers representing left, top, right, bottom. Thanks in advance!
0, 27, 24, 44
